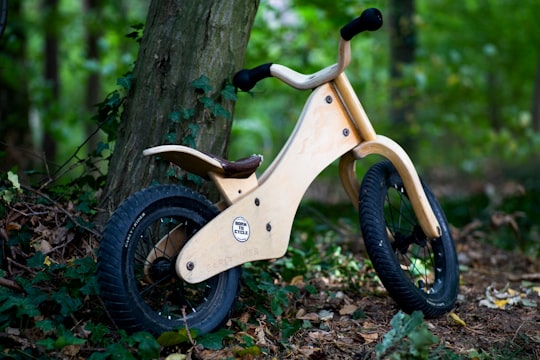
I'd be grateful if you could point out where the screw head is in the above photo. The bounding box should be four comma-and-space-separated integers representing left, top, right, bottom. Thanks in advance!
325, 95, 333, 103
342, 128, 350, 136
266, 223, 272, 232
186, 261, 195, 271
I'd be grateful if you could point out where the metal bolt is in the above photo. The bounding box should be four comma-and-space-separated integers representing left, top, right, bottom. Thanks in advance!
255, 198, 260, 206
186, 261, 195, 271
266, 223, 272, 232
325, 95, 333, 104
342, 128, 350, 136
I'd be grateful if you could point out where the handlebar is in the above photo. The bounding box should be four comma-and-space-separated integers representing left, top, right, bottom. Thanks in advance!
233, 8, 383, 92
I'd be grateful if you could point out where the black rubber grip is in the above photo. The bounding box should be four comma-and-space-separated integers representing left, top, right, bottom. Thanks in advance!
340, 8, 383, 41
233, 63, 273, 92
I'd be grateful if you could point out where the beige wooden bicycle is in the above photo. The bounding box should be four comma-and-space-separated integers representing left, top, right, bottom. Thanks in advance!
97, 8, 459, 336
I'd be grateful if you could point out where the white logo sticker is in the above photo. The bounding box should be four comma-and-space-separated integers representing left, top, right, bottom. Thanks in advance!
232, 216, 250, 242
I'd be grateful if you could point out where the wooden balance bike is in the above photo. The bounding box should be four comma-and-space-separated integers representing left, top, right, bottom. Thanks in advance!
97, 8, 459, 336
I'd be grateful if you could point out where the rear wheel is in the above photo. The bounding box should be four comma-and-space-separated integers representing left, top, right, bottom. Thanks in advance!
359, 161, 459, 318
97, 185, 241, 336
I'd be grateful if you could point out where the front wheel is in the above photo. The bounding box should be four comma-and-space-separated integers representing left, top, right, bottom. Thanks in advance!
359, 161, 459, 318
97, 185, 241, 336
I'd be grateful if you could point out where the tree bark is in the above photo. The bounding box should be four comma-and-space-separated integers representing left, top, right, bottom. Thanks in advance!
533, 53, 540, 132
84, 0, 102, 151
0, 0, 31, 175
43, 0, 59, 166
388, 0, 416, 150
99, 0, 259, 219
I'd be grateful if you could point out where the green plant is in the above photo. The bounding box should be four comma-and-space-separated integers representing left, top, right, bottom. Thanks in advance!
88, 331, 161, 360
375, 311, 439, 360
94, 72, 132, 143
0, 170, 22, 205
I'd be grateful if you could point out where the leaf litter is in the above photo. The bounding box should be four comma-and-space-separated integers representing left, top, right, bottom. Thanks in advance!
1, 193, 539, 359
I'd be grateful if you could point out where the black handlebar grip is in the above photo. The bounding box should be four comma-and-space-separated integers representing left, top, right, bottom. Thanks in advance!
340, 8, 383, 41
233, 63, 273, 92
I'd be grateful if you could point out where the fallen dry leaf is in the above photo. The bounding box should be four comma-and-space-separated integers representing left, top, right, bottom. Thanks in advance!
359, 332, 378, 343
448, 312, 466, 327
339, 304, 358, 315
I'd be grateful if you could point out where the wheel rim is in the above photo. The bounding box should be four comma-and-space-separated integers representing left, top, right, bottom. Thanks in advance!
384, 183, 445, 295
129, 213, 218, 322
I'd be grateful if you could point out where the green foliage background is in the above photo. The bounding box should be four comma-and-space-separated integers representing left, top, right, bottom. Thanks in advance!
3, 0, 540, 178
1, 1, 539, 357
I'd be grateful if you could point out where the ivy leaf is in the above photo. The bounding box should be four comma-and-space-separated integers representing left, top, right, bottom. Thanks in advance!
281, 319, 302, 340
221, 83, 237, 101
199, 96, 215, 109
36, 319, 56, 332
156, 328, 197, 347
0, 296, 42, 318
54, 332, 86, 349
132, 332, 161, 360
117, 73, 132, 90
186, 173, 203, 186
183, 134, 196, 148
166, 167, 177, 178
197, 329, 233, 350
182, 108, 195, 120
95, 141, 109, 156
164, 132, 176, 144
36, 337, 56, 351
101, 342, 136, 360
27, 251, 46, 269
105, 91, 121, 108
212, 104, 231, 119
51, 288, 82, 316
191, 75, 212, 93
87, 352, 110, 360
169, 111, 181, 123
85, 322, 112, 343
187, 122, 199, 135
80, 276, 100, 296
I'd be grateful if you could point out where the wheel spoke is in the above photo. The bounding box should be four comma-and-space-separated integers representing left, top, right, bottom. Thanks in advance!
385, 182, 439, 292
359, 161, 458, 317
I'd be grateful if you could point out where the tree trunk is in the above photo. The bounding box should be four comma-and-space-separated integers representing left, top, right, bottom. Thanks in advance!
84, 0, 102, 150
99, 0, 259, 219
388, 0, 416, 150
43, 0, 59, 166
0, 0, 31, 176
533, 53, 540, 132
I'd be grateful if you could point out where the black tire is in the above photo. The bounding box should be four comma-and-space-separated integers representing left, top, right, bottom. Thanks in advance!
359, 161, 458, 318
97, 185, 241, 336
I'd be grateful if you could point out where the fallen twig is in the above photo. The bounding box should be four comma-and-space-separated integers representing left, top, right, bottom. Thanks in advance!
508, 273, 540, 281
0, 277, 23, 292
21, 184, 101, 238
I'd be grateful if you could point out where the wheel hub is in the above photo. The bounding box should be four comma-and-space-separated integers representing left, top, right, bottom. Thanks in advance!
149, 257, 175, 283
393, 225, 427, 254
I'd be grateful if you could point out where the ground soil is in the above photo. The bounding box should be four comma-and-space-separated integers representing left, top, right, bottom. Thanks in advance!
1, 185, 539, 359
193, 231, 540, 360
189, 176, 540, 359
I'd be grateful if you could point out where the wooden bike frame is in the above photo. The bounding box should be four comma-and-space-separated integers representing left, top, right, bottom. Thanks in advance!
143, 71, 441, 284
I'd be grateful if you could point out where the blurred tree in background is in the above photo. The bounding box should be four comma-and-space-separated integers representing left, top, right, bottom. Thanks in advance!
0, 0, 148, 180
1, 0, 539, 225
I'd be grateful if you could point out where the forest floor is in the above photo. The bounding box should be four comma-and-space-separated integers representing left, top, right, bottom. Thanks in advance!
195, 226, 540, 360
193, 172, 540, 359
1, 176, 539, 359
